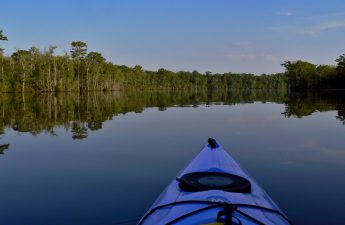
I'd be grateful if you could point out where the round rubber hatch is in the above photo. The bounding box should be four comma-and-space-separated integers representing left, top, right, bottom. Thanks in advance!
178, 172, 251, 193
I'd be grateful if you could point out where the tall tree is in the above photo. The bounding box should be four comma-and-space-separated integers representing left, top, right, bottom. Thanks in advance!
282, 60, 316, 89
70, 41, 87, 59
0, 30, 8, 77
45, 46, 57, 91
0, 30, 8, 52
70, 41, 87, 90
336, 54, 345, 75
11, 50, 31, 93
336, 54, 345, 88
85, 51, 105, 91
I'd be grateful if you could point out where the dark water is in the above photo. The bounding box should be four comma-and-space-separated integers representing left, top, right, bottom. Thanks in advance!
0, 90, 345, 225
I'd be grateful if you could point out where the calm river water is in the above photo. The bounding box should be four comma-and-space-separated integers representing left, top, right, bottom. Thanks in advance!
0, 91, 344, 225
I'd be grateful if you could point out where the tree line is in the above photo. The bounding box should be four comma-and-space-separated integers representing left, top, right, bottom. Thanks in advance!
1, 29, 344, 92
0, 30, 286, 93
281, 55, 345, 89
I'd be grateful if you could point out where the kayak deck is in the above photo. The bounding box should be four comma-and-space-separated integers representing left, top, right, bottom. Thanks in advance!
138, 139, 293, 225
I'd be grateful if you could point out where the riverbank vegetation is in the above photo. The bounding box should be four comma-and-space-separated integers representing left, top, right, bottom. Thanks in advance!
1, 30, 344, 92
281, 55, 345, 89
1, 30, 286, 92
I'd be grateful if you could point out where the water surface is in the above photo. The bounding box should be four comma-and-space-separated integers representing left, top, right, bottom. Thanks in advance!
0, 91, 344, 225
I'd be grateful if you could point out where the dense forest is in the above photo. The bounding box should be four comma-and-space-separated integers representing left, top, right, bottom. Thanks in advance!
282, 55, 345, 89
0, 30, 287, 92
1, 30, 344, 92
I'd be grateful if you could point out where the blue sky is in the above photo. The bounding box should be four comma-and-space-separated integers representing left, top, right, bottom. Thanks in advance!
1, 0, 345, 74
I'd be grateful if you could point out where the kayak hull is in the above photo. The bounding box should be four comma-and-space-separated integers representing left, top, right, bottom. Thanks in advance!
139, 141, 291, 225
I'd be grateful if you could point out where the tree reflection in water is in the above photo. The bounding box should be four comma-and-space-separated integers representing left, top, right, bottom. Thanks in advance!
0, 90, 344, 140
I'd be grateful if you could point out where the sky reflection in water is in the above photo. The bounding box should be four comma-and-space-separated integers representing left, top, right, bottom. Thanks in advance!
0, 91, 345, 225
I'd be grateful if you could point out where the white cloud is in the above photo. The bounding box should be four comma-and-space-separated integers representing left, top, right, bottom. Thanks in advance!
278, 12, 294, 17
264, 53, 279, 62
225, 53, 256, 61
232, 41, 251, 47
303, 20, 345, 36
270, 11, 345, 36
306, 12, 345, 20
269, 20, 345, 36
225, 52, 281, 62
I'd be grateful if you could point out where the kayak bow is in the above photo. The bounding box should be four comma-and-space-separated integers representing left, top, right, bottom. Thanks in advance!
138, 138, 293, 225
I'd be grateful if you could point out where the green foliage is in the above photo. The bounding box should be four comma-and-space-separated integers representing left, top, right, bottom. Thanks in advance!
0, 30, 7, 41
86, 52, 105, 63
70, 41, 87, 59
0, 42, 287, 93
0, 29, 289, 92
282, 59, 342, 89
0, 30, 8, 54
1, 29, 344, 91
282, 60, 316, 88
336, 54, 345, 77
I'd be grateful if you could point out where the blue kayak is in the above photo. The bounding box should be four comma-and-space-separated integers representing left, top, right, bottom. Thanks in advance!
138, 138, 293, 225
